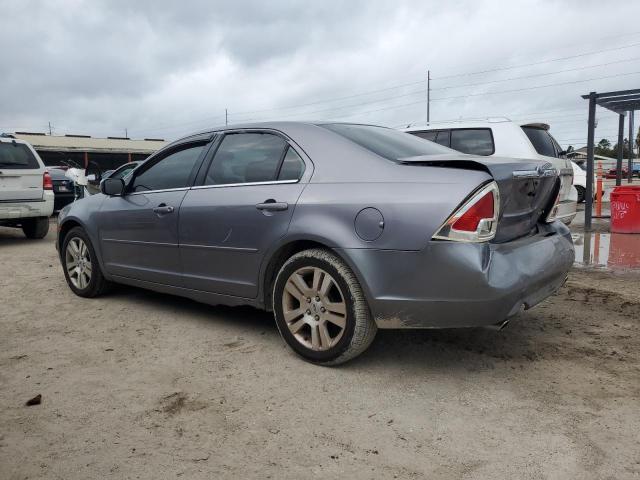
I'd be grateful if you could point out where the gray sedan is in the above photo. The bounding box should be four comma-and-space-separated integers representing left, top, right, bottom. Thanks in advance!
56, 122, 574, 364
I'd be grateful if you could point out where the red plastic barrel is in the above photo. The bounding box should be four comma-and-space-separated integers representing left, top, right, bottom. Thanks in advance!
610, 186, 640, 234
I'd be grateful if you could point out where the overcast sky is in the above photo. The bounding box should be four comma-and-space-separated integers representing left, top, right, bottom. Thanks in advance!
1, 0, 639, 147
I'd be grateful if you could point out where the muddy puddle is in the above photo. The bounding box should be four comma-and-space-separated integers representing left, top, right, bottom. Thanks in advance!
572, 232, 640, 270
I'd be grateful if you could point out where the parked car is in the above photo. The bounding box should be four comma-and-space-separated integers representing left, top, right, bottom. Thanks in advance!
571, 161, 587, 203
605, 163, 640, 179
48, 167, 78, 211
56, 122, 574, 364
0, 134, 54, 238
403, 119, 577, 224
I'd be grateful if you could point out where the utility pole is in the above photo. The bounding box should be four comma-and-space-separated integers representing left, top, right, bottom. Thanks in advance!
426, 70, 431, 124
630, 112, 636, 182
225, 108, 228, 126
48, 122, 52, 135
125, 128, 128, 138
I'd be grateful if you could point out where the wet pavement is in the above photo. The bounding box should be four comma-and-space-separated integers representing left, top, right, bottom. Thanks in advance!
573, 232, 640, 270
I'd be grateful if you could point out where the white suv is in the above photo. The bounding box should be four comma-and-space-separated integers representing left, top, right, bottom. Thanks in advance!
403, 119, 577, 224
0, 134, 54, 238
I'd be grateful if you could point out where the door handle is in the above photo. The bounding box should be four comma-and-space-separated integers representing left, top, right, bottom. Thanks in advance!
153, 204, 174, 215
256, 200, 288, 212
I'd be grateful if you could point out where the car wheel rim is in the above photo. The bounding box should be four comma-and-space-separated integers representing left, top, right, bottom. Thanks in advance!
282, 266, 347, 351
65, 237, 92, 289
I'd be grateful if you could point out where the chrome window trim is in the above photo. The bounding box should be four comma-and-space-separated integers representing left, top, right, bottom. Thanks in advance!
128, 186, 190, 196
191, 179, 300, 190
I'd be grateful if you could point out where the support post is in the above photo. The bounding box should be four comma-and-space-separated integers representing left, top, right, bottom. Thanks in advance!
83, 152, 88, 169
629, 111, 635, 183
426, 70, 430, 124
596, 161, 603, 217
128, 152, 132, 163
616, 113, 624, 186
225, 108, 228, 126
584, 92, 596, 231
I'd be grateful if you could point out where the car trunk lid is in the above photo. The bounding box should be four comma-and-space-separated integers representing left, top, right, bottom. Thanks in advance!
398, 153, 559, 242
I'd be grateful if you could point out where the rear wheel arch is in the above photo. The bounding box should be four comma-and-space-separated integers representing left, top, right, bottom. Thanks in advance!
262, 239, 333, 311
261, 238, 374, 314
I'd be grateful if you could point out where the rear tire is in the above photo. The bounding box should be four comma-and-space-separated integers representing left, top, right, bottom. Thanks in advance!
61, 226, 111, 297
22, 217, 49, 239
575, 186, 585, 203
273, 248, 377, 365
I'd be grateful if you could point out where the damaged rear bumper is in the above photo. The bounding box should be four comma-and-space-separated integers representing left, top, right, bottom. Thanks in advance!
338, 221, 574, 329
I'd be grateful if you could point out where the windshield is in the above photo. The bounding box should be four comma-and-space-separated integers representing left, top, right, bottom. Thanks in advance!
320, 123, 453, 160
0, 142, 40, 169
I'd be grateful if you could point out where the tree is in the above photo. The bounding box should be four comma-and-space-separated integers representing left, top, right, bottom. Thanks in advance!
611, 139, 630, 159
595, 138, 613, 157
598, 138, 611, 149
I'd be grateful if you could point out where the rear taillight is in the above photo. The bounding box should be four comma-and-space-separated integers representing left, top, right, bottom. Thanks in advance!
43, 171, 53, 190
432, 181, 500, 242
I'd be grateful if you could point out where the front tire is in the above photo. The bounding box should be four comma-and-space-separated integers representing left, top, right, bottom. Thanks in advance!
273, 248, 377, 365
61, 227, 111, 297
575, 186, 585, 203
22, 217, 49, 239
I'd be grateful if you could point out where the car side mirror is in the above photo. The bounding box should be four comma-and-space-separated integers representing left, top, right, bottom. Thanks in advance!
100, 177, 125, 196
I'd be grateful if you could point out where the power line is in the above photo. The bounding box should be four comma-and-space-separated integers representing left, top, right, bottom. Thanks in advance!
229, 80, 426, 119
430, 57, 640, 91
431, 70, 640, 101
432, 41, 640, 80
234, 90, 426, 122
131, 112, 228, 136
132, 81, 429, 134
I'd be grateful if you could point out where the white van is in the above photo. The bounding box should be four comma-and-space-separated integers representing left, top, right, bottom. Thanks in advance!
0, 134, 54, 238
403, 119, 577, 224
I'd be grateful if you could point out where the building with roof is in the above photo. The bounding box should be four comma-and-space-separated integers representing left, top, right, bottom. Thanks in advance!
11, 132, 167, 171
569, 146, 617, 170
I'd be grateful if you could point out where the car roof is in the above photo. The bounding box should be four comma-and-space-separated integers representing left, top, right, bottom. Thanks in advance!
164, 121, 388, 148
0, 135, 30, 145
403, 118, 550, 132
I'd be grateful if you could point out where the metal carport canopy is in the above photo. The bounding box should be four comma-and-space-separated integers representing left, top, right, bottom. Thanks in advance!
581, 88, 639, 230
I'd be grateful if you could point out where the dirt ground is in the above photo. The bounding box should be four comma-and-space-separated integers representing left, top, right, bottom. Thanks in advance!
1, 224, 639, 479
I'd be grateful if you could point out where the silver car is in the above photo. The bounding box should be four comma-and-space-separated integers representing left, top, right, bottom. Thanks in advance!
56, 122, 574, 365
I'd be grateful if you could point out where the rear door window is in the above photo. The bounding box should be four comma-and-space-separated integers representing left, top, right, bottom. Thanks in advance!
0, 142, 40, 169
450, 129, 495, 155
277, 147, 305, 181
204, 133, 288, 185
522, 127, 557, 157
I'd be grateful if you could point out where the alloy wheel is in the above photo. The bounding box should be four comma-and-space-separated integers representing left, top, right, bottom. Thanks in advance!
281, 266, 347, 351
65, 237, 92, 290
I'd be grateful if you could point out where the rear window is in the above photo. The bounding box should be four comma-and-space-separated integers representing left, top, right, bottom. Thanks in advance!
321, 124, 452, 160
0, 142, 40, 169
450, 128, 495, 156
522, 127, 557, 157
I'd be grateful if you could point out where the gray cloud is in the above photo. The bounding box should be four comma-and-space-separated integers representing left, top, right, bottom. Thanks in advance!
1, 0, 638, 146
